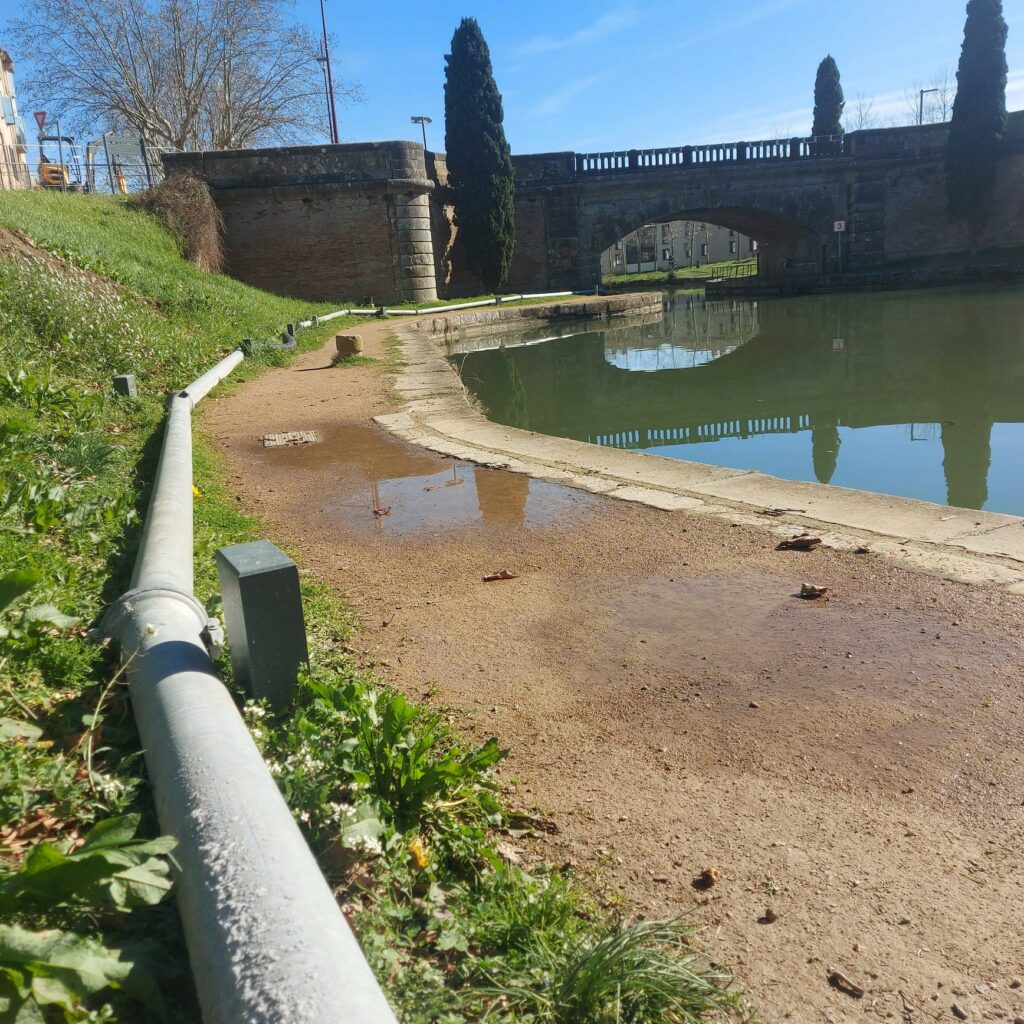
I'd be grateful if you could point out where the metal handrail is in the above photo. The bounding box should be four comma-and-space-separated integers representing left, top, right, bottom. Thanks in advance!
107, 350, 398, 1023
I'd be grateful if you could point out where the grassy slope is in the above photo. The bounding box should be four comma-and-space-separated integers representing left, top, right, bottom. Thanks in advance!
0, 191, 345, 1021
0, 192, 746, 1024
603, 258, 758, 286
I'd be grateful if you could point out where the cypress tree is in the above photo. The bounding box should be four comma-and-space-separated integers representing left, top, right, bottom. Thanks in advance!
811, 56, 845, 137
945, 0, 1008, 232
444, 18, 516, 292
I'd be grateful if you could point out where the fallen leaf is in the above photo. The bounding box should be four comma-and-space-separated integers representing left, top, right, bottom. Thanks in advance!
482, 569, 519, 582
777, 534, 822, 551
828, 969, 865, 999
372, 506, 392, 518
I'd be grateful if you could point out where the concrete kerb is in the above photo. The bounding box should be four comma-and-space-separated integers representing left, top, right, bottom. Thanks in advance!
373, 296, 1024, 591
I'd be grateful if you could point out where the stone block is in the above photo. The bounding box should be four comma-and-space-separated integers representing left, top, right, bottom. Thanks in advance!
335, 333, 363, 358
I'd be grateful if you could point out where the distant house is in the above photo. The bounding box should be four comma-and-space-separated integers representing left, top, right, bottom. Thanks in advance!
0, 48, 31, 189
602, 220, 758, 276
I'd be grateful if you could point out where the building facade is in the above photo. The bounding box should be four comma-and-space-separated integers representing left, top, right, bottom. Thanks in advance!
601, 220, 758, 276
0, 48, 30, 189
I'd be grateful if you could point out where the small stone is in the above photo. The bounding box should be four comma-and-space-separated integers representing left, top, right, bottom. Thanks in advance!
898, 917, 912, 925
951, 1005, 968, 1021
693, 866, 722, 890
749, 701, 761, 708
759, 907, 778, 923
1010, 979, 1021, 989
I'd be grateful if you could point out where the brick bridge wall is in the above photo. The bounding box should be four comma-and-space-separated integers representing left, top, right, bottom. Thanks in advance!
163, 142, 437, 305
164, 113, 1024, 302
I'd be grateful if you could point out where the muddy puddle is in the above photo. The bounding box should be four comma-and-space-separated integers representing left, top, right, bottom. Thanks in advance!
255, 422, 598, 535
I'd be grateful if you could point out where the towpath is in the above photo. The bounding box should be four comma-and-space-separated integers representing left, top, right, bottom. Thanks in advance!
202, 321, 1024, 1024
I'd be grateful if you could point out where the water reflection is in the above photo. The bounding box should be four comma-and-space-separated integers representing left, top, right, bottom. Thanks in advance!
456, 287, 1024, 514
259, 424, 595, 533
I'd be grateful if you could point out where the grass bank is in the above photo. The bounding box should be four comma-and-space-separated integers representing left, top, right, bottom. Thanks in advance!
603, 259, 758, 288
0, 191, 747, 1022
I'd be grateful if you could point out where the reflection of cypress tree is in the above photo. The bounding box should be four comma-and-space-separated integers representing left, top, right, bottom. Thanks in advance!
937, 321, 993, 510
493, 349, 530, 429
941, 420, 992, 509
811, 423, 841, 484
474, 466, 528, 525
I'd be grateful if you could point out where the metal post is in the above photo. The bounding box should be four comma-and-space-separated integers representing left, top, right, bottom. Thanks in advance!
918, 88, 939, 126
319, 0, 340, 144
55, 120, 66, 194
140, 136, 152, 188
102, 132, 115, 194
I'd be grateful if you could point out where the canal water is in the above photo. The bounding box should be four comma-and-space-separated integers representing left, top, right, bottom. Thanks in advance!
453, 286, 1024, 515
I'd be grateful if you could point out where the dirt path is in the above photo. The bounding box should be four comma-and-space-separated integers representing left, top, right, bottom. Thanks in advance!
202, 325, 1024, 1024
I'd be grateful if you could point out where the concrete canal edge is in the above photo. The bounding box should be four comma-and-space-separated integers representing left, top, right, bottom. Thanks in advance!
373, 294, 1024, 592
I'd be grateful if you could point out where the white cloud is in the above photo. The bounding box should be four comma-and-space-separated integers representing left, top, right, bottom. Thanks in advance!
516, 10, 638, 57
527, 75, 605, 119
683, 0, 809, 48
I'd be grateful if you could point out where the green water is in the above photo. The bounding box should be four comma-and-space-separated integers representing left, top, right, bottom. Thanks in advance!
454, 286, 1024, 515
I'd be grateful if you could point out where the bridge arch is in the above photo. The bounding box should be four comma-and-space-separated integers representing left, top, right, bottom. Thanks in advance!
589, 205, 813, 260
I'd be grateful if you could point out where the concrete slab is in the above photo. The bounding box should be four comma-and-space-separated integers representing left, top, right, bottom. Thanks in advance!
686, 472, 1019, 544
379, 304, 1024, 589
606, 486, 705, 511
954, 523, 1024, 560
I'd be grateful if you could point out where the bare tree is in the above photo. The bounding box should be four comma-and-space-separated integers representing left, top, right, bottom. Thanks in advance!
896, 67, 958, 127
12, 0, 361, 151
844, 91, 878, 132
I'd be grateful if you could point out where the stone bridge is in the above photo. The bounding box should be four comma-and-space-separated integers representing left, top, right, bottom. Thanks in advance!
163, 112, 1024, 304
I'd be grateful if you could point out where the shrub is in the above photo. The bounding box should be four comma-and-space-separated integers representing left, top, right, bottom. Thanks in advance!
129, 172, 224, 272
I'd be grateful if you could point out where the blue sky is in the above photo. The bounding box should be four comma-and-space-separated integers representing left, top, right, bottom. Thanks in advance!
3, 0, 1023, 153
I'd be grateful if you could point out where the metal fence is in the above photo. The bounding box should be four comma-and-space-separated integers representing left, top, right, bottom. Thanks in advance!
1, 136, 168, 193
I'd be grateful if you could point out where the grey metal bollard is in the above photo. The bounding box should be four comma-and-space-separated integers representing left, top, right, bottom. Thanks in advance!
215, 540, 309, 711
112, 374, 138, 397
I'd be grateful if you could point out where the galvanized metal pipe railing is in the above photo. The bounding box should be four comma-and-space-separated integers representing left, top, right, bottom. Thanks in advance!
108, 350, 397, 1024
296, 290, 592, 328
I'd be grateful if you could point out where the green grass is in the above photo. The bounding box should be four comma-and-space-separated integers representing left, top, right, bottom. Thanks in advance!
0, 191, 345, 1021
603, 258, 758, 286
0, 191, 749, 1023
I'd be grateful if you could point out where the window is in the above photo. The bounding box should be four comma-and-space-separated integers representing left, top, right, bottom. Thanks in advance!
662, 248, 671, 261
750, 239, 759, 252
614, 241, 622, 251
614, 252, 623, 265
661, 224, 671, 242
684, 246, 691, 258
729, 240, 737, 254
701, 243, 709, 258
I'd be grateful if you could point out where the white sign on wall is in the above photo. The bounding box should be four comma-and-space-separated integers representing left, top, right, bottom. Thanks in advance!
833, 220, 847, 233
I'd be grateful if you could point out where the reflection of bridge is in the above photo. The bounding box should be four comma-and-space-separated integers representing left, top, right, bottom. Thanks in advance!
459, 288, 1024, 510
592, 414, 813, 450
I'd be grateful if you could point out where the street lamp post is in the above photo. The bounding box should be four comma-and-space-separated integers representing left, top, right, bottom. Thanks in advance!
410, 115, 432, 151
318, 0, 340, 144
918, 87, 939, 126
